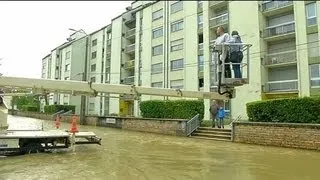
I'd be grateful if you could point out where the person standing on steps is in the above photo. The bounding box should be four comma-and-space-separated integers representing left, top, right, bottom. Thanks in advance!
218, 106, 226, 129
209, 100, 219, 128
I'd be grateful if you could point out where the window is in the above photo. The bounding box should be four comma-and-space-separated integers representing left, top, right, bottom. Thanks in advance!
89, 103, 95, 111
171, 58, 184, 71
171, 39, 183, 52
310, 64, 320, 88
152, 9, 163, 21
306, 3, 317, 26
91, 77, 96, 83
199, 78, 204, 88
198, 55, 204, 72
92, 39, 97, 46
66, 51, 71, 59
198, 14, 203, 29
151, 81, 163, 88
171, 1, 183, 14
65, 64, 70, 71
151, 63, 163, 74
170, 79, 184, 89
152, 44, 163, 56
91, 64, 96, 72
307, 33, 320, 57
91, 51, 97, 59
171, 20, 184, 32
152, 27, 163, 39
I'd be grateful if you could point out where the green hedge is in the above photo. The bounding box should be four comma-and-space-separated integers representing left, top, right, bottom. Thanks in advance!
21, 105, 39, 112
140, 100, 204, 120
247, 97, 320, 123
44, 105, 76, 114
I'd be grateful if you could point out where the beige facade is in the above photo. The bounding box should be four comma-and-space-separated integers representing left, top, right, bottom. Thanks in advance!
41, 1, 320, 120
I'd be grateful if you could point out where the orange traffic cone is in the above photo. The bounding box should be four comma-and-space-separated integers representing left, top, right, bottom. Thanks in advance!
69, 114, 79, 133
55, 115, 61, 129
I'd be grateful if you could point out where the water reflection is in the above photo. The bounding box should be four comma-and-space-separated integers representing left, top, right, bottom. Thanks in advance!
1, 115, 320, 180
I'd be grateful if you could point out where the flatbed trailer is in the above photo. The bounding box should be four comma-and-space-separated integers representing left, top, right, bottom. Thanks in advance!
0, 130, 102, 156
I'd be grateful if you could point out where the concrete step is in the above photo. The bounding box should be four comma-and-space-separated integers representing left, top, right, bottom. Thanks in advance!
190, 136, 232, 142
192, 132, 231, 140
197, 127, 231, 133
195, 129, 231, 135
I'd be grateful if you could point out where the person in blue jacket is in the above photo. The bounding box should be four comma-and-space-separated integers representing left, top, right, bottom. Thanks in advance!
218, 106, 225, 129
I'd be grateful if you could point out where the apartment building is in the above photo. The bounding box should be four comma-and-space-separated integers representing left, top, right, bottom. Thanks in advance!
41, 1, 320, 120
41, 31, 88, 114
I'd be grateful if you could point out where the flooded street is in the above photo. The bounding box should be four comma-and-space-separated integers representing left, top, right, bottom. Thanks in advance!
1, 115, 320, 180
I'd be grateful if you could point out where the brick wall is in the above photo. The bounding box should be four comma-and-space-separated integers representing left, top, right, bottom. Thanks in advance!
233, 122, 320, 151
122, 118, 187, 136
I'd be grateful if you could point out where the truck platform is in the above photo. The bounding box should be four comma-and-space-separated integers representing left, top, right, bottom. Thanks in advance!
0, 129, 102, 156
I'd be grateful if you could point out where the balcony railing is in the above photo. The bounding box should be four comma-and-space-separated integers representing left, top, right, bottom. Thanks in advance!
198, 22, 203, 29
210, 1, 224, 7
261, 1, 293, 12
124, 60, 135, 69
123, 76, 135, 85
198, 43, 203, 50
125, 44, 135, 53
107, 39, 111, 46
265, 79, 298, 92
264, 50, 297, 66
210, 13, 228, 28
125, 28, 136, 38
264, 21, 295, 38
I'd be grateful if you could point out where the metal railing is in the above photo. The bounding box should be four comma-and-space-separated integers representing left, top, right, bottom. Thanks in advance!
264, 21, 295, 38
123, 76, 135, 85
264, 50, 296, 65
265, 79, 298, 92
210, 1, 224, 7
262, 1, 293, 12
198, 43, 203, 50
186, 114, 200, 137
124, 60, 135, 69
125, 44, 135, 53
209, 13, 228, 27
125, 28, 136, 38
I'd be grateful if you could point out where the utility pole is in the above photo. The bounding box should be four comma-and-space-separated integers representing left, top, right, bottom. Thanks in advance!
79, 36, 89, 125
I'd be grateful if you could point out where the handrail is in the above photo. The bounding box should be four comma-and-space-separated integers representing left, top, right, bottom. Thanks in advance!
186, 114, 200, 136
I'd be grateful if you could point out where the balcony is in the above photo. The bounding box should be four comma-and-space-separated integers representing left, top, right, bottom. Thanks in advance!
198, 1, 203, 12
124, 60, 135, 69
263, 50, 297, 67
125, 44, 135, 54
198, 43, 203, 55
264, 21, 295, 41
210, 13, 228, 28
123, 76, 135, 85
265, 79, 298, 93
125, 28, 136, 40
106, 39, 111, 46
261, 1, 294, 17
209, 1, 228, 9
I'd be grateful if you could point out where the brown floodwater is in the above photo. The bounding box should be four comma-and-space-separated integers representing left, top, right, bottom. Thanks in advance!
1, 115, 320, 180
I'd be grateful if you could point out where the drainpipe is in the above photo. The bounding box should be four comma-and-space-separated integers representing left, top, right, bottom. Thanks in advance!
164, 1, 169, 100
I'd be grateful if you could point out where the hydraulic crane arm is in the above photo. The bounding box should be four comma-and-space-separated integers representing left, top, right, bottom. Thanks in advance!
0, 76, 229, 100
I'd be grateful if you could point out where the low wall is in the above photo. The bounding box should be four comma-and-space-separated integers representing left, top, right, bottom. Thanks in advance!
233, 122, 320, 151
12, 111, 188, 136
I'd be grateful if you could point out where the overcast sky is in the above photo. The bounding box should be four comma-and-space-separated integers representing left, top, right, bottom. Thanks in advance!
0, 1, 132, 78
